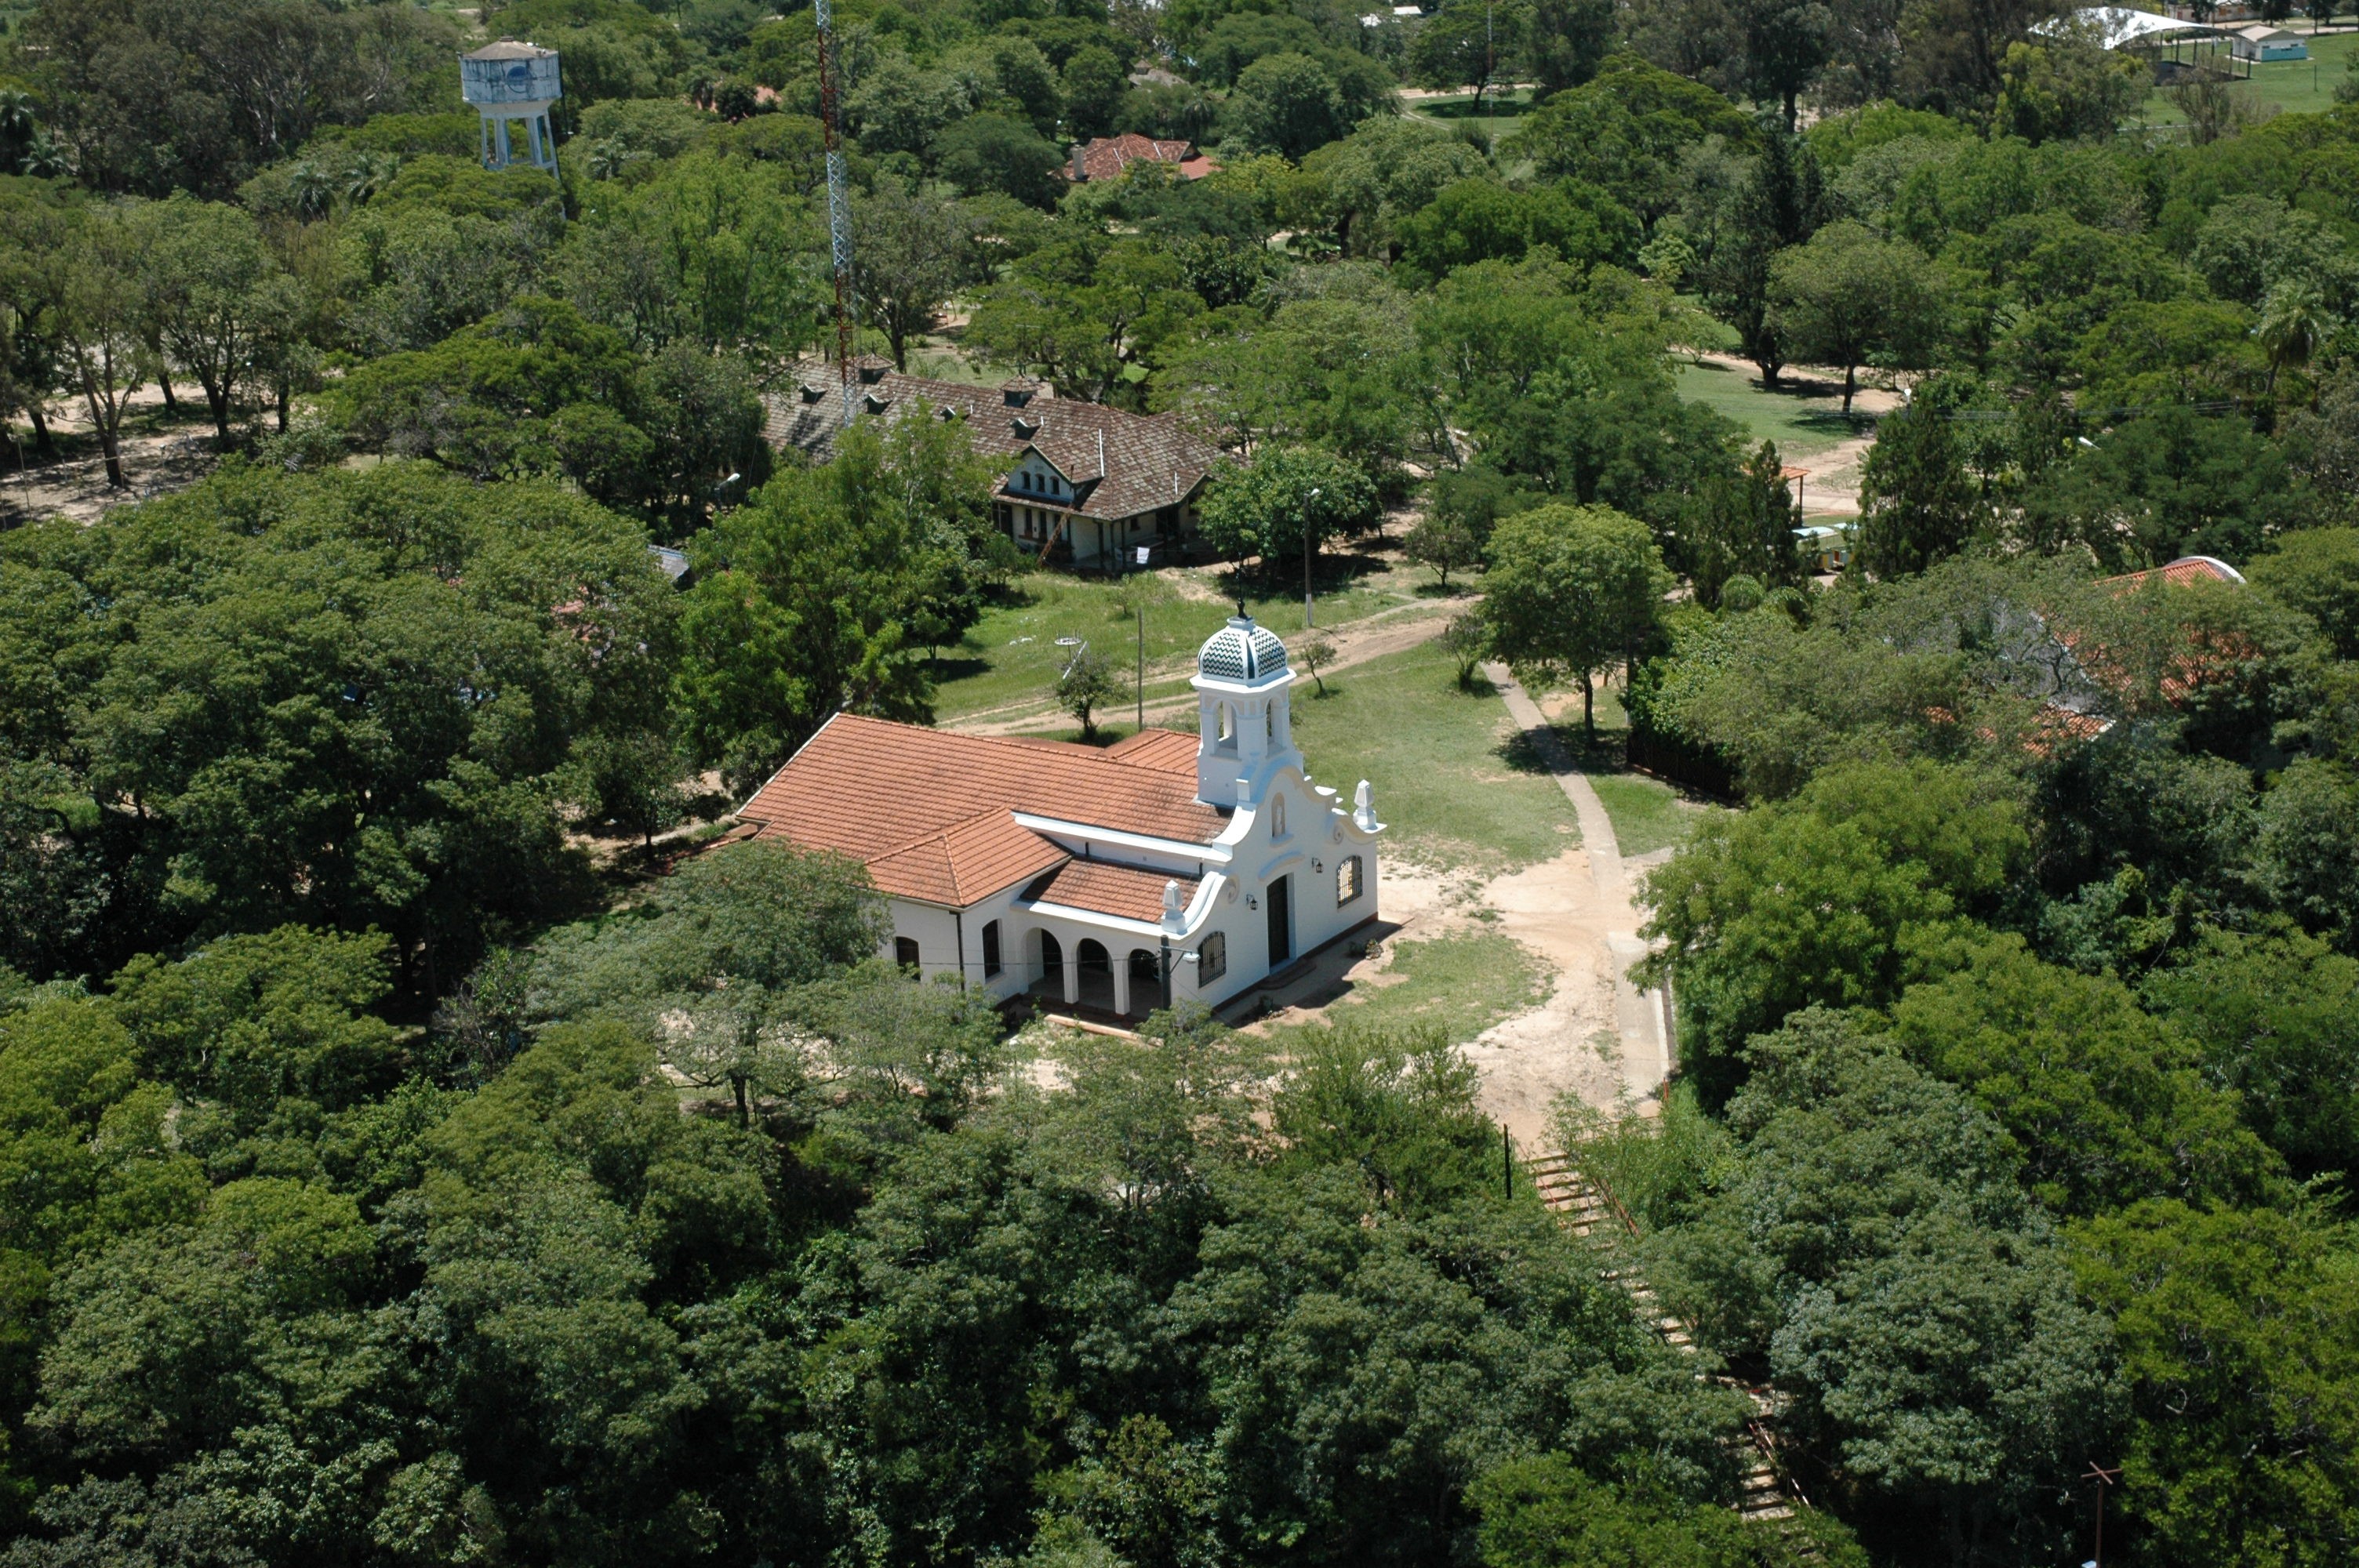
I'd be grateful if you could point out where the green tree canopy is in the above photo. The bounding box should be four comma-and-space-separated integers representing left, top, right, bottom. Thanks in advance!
1394, 178, 1639, 282
1638, 760, 2027, 1093
0, 460, 675, 989
1650, 1010, 2118, 1551
1481, 503, 1670, 730
1195, 445, 1377, 569
2071, 1200, 2359, 1568
1767, 221, 1946, 415
674, 408, 1010, 793
1856, 399, 1981, 579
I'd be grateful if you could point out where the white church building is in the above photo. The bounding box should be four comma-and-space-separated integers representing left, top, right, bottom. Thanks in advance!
736, 617, 1384, 1017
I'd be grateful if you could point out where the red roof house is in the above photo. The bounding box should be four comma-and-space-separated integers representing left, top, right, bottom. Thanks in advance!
1067, 133, 1219, 183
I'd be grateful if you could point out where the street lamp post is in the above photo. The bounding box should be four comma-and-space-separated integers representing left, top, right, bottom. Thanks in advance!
1304, 485, 1321, 629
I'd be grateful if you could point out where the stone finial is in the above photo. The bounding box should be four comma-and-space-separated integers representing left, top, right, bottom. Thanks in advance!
1354, 779, 1377, 831
1162, 879, 1184, 924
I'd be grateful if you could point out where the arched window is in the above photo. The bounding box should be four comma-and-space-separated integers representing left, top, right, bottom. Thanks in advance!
1336, 855, 1363, 906
894, 936, 920, 971
981, 920, 1002, 978
1198, 931, 1227, 982
1216, 706, 1234, 743
1270, 793, 1285, 837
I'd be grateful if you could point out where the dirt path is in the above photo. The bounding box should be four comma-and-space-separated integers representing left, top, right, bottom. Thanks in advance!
950, 592, 1475, 738
1458, 664, 1674, 1144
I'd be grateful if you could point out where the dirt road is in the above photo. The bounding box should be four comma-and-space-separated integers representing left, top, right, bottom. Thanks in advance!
950, 590, 1477, 738
1229, 651, 1678, 1149
1680, 349, 1903, 518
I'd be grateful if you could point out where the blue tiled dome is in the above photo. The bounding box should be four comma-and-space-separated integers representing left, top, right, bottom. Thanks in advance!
1198, 617, 1289, 683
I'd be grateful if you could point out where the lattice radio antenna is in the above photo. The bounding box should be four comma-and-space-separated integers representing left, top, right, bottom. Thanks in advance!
815, 0, 857, 425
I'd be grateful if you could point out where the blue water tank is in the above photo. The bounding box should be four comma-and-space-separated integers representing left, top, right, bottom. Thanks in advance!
460, 42, 561, 107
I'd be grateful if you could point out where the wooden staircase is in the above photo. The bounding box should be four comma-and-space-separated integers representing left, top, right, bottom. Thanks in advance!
1525, 1149, 1805, 1530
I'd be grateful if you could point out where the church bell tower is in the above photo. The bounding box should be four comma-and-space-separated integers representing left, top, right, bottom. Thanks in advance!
1191, 615, 1298, 807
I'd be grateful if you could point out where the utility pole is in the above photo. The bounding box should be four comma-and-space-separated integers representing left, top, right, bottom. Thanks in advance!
814, 0, 857, 427
1485, 0, 1495, 142
2081, 1461, 2121, 1568
1136, 604, 1145, 729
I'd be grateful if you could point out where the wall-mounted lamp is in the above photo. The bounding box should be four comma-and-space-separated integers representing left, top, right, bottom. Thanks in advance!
1310, 858, 1324, 873
1246, 895, 1259, 910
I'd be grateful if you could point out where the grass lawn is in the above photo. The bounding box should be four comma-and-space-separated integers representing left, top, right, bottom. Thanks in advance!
932, 544, 1456, 722
1265, 931, 1550, 1049
1287, 637, 1580, 873
2135, 30, 2357, 125
1675, 358, 1876, 462
1529, 685, 1713, 858
1588, 771, 1709, 858
1405, 87, 1537, 150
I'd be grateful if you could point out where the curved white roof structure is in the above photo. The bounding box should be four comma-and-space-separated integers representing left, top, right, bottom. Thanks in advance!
2037, 7, 2219, 49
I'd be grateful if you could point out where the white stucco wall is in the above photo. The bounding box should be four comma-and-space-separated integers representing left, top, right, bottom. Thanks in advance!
874, 684, 1382, 1020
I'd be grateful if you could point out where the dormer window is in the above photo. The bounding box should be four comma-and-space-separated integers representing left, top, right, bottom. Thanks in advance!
1012, 417, 1038, 439
798, 383, 825, 405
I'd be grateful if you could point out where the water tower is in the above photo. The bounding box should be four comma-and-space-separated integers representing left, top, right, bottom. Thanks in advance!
460, 41, 562, 175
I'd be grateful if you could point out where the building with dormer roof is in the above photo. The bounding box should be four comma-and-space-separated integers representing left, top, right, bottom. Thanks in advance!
734, 617, 1384, 1018
765, 358, 1223, 572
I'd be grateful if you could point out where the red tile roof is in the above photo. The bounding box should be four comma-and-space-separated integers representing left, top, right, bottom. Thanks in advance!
1031, 860, 1200, 923
737, 716, 1223, 906
1101, 728, 1201, 772
2098, 555, 2247, 592
2080, 555, 2254, 706
1069, 133, 1216, 182
765, 371, 1220, 525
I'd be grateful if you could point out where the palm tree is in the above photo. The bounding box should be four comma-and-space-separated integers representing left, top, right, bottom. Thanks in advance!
285, 161, 333, 220
2256, 279, 2338, 394
344, 152, 401, 208
18, 129, 71, 180
0, 90, 36, 147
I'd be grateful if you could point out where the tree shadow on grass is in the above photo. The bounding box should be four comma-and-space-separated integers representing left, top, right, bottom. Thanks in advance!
1552, 723, 1633, 775
927, 655, 991, 684
1208, 543, 1397, 607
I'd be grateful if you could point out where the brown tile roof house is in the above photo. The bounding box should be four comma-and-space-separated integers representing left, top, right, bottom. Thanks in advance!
737, 713, 1225, 910
765, 360, 1223, 572
1067, 133, 1219, 183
